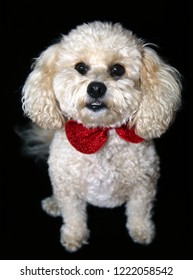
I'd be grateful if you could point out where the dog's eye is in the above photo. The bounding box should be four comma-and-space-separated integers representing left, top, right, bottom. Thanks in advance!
75, 62, 89, 75
109, 64, 125, 77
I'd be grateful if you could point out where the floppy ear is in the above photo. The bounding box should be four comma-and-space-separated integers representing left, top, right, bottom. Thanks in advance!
132, 47, 182, 139
22, 43, 64, 129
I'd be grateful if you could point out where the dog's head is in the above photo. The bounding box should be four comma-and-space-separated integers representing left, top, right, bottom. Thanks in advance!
22, 21, 181, 139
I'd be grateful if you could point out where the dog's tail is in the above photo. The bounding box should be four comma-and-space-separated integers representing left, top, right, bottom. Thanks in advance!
15, 123, 54, 161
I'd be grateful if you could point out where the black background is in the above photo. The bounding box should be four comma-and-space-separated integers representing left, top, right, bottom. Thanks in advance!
2, 1, 192, 260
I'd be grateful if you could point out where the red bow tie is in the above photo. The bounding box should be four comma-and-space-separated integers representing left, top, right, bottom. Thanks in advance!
65, 120, 143, 154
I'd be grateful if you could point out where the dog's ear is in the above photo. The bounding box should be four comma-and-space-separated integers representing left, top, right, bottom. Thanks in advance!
132, 47, 182, 139
22, 43, 64, 129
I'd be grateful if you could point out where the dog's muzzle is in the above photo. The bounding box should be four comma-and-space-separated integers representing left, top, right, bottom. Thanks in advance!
86, 81, 107, 112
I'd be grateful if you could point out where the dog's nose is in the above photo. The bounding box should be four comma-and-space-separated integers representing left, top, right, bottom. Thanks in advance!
87, 81, 107, 99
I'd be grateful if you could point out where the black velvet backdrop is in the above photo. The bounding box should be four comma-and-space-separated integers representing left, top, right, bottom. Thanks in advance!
2, 1, 192, 260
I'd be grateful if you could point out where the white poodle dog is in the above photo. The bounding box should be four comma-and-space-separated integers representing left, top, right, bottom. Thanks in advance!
21, 21, 181, 252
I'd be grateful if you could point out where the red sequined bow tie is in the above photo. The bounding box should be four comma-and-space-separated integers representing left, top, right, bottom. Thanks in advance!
65, 120, 143, 154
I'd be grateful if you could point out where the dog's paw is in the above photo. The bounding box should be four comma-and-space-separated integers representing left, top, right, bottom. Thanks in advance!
127, 220, 155, 245
41, 196, 61, 217
60, 224, 89, 252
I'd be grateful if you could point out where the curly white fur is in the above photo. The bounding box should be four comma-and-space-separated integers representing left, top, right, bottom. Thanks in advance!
21, 21, 181, 252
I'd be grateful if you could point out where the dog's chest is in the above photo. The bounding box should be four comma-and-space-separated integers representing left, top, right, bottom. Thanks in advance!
49, 130, 150, 208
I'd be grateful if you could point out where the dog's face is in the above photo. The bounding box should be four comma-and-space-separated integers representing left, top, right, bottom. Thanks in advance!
53, 24, 142, 127
22, 21, 181, 138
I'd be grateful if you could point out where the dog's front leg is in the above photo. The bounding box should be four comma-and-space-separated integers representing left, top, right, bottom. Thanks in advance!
57, 195, 89, 252
125, 185, 156, 245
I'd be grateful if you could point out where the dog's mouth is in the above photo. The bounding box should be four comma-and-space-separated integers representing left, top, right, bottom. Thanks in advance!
86, 101, 107, 112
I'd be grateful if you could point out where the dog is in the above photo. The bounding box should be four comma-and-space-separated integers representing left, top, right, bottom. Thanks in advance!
20, 21, 181, 252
